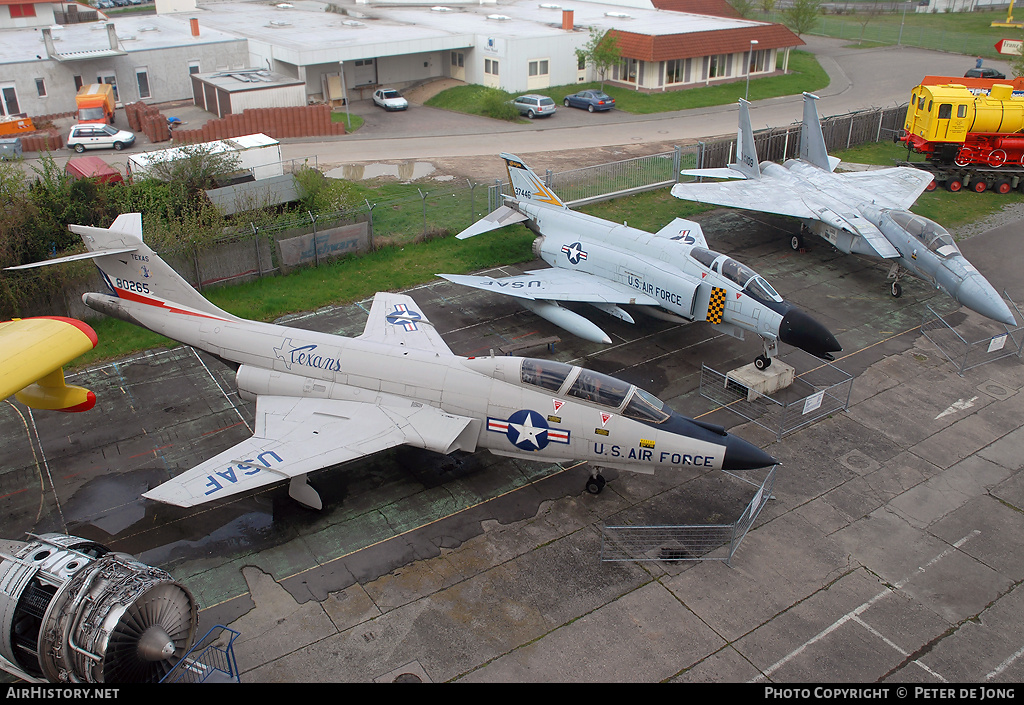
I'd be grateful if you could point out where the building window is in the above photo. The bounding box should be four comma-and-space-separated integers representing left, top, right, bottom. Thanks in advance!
9, 4, 37, 18
528, 59, 549, 77
136, 68, 150, 99
617, 58, 638, 84
749, 49, 769, 74
74, 75, 84, 91
708, 54, 731, 79
188, 61, 201, 75
665, 59, 686, 85
35, 79, 46, 97
0, 85, 20, 116
485, 58, 499, 76
451, 51, 464, 68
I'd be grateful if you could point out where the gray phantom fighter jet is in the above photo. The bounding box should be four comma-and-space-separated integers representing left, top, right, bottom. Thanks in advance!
439, 153, 840, 370
670, 93, 1016, 328
8, 214, 776, 507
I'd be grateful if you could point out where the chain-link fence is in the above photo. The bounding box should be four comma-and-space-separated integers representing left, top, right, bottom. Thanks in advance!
5, 103, 907, 319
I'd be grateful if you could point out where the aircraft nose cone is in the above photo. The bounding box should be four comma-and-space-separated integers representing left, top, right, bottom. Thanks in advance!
955, 274, 1017, 328
779, 307, 842, 360
722, 433, 777, 471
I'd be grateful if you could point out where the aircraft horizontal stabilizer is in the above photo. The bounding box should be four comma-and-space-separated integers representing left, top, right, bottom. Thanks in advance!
456, 205, 528, 239
5, 247, 138, 271
679, 167, 750, 180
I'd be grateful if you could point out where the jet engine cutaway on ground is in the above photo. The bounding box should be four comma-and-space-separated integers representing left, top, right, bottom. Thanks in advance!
0, 534, 197, 683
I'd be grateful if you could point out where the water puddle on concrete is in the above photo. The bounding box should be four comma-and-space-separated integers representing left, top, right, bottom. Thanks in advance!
328, 161, 436, 181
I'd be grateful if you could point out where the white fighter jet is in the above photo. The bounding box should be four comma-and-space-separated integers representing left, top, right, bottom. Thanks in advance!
439, 153, 840, 370
670, 93, 1016, 328
8, 214, 776, 508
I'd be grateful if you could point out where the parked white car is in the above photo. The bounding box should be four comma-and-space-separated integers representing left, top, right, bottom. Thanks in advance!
372, 88, 408, 111
67, 123, 136, 153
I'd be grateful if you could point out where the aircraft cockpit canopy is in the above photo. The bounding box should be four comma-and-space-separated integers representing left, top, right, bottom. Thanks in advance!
888, 209, 960, 258
690, 247, 782, 302
689, 246, 720, 268
518, 358, 671, 423
720, 257, 783, 303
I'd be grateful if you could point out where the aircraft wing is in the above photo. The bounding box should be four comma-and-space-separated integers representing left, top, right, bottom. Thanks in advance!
0, 317, 98, 411
143, 394, 477, 507
838, 166, 935, 210
438, 267, 661, 306
356, 291, 453, 356
670, 179, 818, 220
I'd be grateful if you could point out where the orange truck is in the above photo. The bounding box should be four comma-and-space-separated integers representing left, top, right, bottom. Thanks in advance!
75, 84, 116, 124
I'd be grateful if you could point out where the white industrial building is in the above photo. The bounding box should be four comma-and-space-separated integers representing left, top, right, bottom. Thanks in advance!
0, 0, 803, 118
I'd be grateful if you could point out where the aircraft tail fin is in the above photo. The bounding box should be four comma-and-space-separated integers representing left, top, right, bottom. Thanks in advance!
799, 92, 840, 172
731, 99, 761, 180
501, 153, 567, 208
8, 214, 235, 321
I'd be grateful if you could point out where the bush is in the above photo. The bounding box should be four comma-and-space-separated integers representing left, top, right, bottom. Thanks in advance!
481, 89, 520, 122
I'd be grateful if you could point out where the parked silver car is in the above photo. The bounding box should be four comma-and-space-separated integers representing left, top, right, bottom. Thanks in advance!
512, 94, 556, 119
67, 123, 136, 153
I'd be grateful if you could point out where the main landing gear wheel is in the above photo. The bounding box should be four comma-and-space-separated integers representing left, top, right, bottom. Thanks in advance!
754, 354, 772, 370
586, 474, 607, 495
891, 281, 902, 298
790, 234, 804, 251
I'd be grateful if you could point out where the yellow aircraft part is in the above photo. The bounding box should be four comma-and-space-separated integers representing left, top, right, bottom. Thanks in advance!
0, 317, 98, 411
706, 287, 727, 325
15, 369, 96, 412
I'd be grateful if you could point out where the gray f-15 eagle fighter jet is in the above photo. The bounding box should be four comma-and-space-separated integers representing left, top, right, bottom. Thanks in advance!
439, 153, 840, 370
670, 93, 1016, 328
8, 214, 776, 507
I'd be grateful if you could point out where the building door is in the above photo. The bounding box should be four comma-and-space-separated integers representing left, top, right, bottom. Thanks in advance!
527, 58, 550, 90
352, 59, 376, 86
450, 51, 465, 81
97, 73, 119, 101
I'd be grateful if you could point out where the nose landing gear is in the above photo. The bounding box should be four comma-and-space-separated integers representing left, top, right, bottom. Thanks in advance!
586, 473, 607, 495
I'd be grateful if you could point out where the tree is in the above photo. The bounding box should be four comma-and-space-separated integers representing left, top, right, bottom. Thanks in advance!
576, 27, 621, 89
782, 0, 823, 37
1011, 33, 1024, 77
729, 0, 757, 18
757, 0, 777, 15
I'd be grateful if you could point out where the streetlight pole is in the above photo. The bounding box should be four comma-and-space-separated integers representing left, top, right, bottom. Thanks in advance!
745, 39, 759, 101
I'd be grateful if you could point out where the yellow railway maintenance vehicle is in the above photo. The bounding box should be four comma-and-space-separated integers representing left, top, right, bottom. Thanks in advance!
899, 79, 1024, 193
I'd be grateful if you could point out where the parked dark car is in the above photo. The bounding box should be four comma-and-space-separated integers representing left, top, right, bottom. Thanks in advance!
964, 67, 1006, 80
563, 89, 615, 112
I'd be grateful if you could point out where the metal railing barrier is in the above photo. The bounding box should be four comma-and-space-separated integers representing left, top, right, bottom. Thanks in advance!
600, 464, 776, 565
698, 349, 853, 440
921, 292, 1024, 376
161, 625, 241, 684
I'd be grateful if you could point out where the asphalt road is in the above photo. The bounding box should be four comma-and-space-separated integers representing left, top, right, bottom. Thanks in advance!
279, 36, 1012, 168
